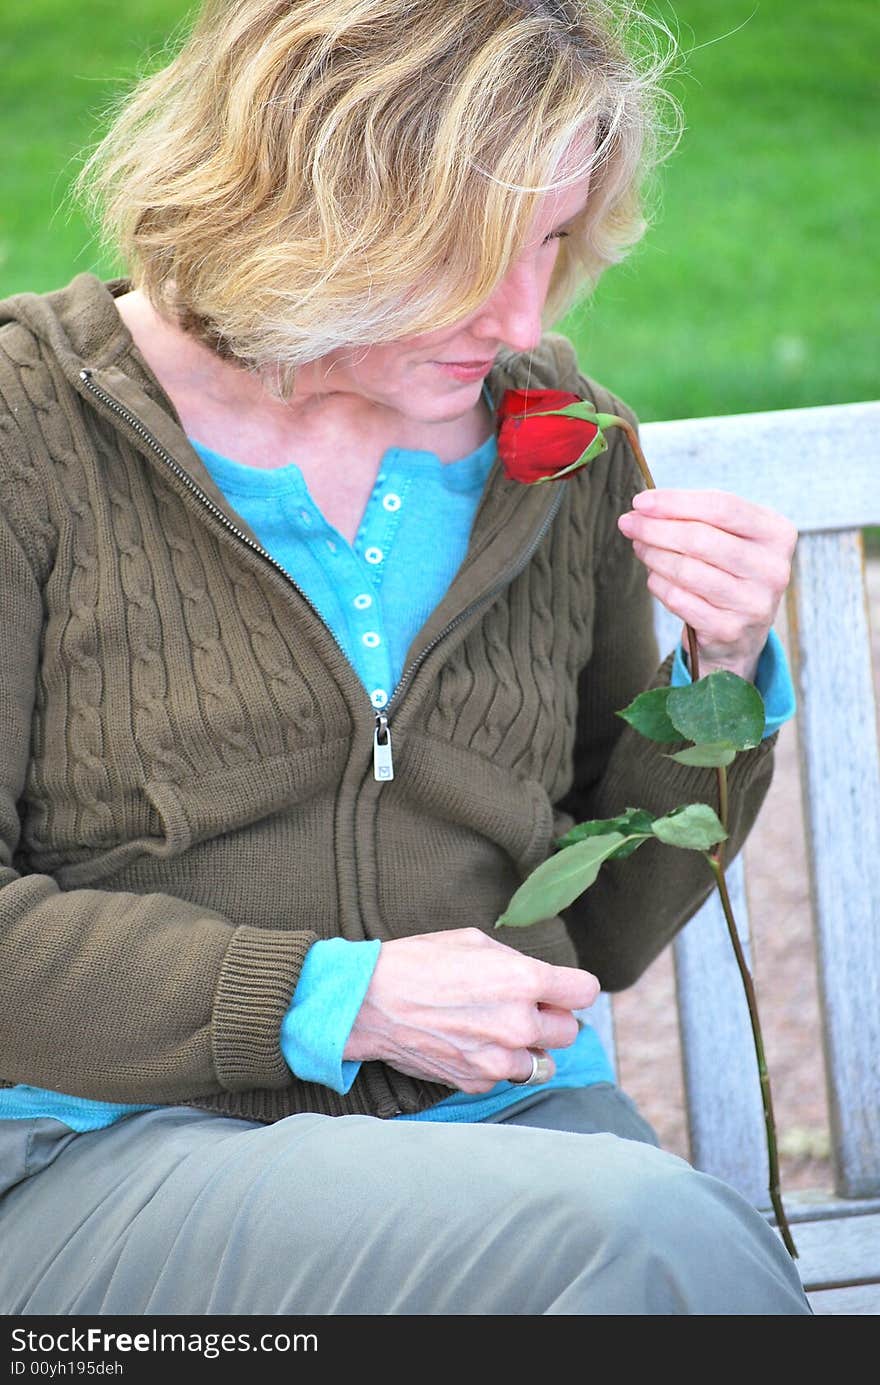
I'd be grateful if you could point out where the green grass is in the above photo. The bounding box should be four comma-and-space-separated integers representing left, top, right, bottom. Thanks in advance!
0, 1, 190, 291
560, 0, 879, 424
2, 2, 877, 448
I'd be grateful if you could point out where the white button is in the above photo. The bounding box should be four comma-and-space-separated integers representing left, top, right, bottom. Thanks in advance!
362, 631, 381, 648
326, 538, 338, 553
299, 509, 312, 525
364, 546, 384, 565
382, 492, 402, 512
353, 593, 372, 610
370, 688, 388, 708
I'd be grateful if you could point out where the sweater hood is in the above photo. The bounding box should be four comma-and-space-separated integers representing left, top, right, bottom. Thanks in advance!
0, 273, 139, 383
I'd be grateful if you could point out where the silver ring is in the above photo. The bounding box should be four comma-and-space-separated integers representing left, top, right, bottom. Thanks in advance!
510, 1051, 552, 1087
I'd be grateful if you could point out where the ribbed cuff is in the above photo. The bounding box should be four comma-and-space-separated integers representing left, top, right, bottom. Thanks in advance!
212, 925, 318, 1091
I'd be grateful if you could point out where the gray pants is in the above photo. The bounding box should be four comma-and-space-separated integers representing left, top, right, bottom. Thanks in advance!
0, 1084, 811, 1315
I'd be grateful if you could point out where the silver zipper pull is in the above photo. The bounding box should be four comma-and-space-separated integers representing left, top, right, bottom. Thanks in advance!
373, 713, 394, 781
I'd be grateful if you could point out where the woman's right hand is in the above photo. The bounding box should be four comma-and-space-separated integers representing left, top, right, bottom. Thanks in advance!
342, 928, 600, 1092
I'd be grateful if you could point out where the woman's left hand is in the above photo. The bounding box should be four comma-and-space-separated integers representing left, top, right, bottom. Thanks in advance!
617, 488, 799, 683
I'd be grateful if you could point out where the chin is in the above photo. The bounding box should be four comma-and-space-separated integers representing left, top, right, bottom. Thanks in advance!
432, 377, 487, 410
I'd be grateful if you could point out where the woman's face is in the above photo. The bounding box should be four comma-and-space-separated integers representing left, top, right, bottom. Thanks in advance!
295, 163, 594, 426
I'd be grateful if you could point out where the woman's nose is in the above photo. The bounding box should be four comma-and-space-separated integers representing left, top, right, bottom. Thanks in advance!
473, 260, 547, 355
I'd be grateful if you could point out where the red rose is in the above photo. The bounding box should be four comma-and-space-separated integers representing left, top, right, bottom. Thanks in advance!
496, 388, 609, 484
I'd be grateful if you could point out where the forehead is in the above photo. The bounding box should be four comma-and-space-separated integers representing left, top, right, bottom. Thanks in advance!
537, 172, 592, 224
530, 133, 596, 228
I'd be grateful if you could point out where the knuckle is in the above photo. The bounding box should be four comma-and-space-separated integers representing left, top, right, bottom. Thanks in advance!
479, 1046, 515, 1083
782, 520, 799, 556
716, 614, 743, 645
461, 926, 490, 946
510, 1010, 541, 1049
553, 1013, 580, 1047
671, 553, 690, 584
648, 571, 671, 602
579, 972, 601, 1006
460, 1076, 494, 1095
691, 526, 718, 562
746, 586, 777, 625
522, 959, 549, 997
773, 556, 792, 592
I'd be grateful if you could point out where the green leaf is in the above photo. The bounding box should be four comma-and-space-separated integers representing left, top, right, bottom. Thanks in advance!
667, 672, 765, 750
651, 803, 728, 850
521, 402, 599, 422
495, 833, 637, 928
521, 404, 625, 433
602, 835, 650, 862
556, 807, 656, 848
665, 740, 738, 767
616, 687, 682, 743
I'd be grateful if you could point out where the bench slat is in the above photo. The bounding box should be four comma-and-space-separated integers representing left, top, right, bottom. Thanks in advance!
787, 531, 880, 1199
672, 867, 770, 1206
807, 1282, 880, 1315
783, 1211, 880, 1291
640, 401, 880, 533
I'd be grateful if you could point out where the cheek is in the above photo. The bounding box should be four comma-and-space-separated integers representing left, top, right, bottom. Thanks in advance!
345, 345, 412, 387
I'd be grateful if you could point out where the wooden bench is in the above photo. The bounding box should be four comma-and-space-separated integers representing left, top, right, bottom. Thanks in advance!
587, 399, 880, 1315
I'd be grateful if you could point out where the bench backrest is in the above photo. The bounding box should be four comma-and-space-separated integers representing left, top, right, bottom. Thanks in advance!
588, 400, 880, 1208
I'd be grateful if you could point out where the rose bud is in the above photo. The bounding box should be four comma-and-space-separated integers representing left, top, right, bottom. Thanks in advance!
496, 388, 612, 484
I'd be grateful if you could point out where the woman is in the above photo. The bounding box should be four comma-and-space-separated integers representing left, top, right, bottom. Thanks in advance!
0, 0, 809, 1314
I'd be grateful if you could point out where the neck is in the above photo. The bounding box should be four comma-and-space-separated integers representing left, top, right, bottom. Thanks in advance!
113, 289, 493, 462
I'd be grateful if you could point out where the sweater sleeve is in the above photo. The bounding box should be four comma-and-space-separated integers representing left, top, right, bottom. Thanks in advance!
555, 392, 779, 991
0, 497, 318, 1104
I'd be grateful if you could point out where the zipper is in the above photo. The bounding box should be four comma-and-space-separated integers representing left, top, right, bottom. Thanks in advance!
371, 479, 563, 775
78, 367, 564, 781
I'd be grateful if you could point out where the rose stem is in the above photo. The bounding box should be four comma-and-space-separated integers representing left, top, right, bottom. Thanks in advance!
706, 852, 798, 1258
610, 416, 703, 679
611, 415, 796, 1258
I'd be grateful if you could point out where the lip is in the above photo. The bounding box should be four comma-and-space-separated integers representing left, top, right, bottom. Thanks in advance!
433, 359, 495, 380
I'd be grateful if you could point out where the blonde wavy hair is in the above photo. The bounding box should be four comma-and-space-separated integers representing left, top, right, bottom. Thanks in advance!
76, 0, 681, 396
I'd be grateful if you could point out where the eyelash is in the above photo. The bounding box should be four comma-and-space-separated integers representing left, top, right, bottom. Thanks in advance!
544, 230, 571, 244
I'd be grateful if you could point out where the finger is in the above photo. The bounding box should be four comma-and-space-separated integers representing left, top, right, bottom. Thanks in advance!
621, 513, 792, 589
632, 488, 798, 552
510, 1047, 556, 1085
645, 571, 767, 647
529, 963, 600, 1011
534, 1005, 581, 1050
632, 541, 780, 623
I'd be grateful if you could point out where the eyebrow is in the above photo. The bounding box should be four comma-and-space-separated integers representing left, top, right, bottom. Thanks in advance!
559, 198, 591, 225
543, 200, 589, 238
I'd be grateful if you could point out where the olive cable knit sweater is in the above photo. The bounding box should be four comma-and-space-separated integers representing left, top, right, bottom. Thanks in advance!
0, 274, 778, 1123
